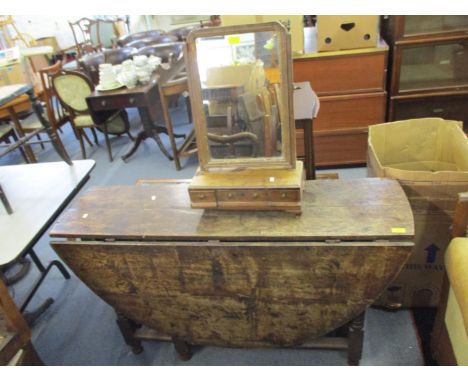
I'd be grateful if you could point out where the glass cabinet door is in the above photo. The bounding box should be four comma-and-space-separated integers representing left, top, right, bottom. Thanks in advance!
403, 16, 468, 37
398, 40, 468, 92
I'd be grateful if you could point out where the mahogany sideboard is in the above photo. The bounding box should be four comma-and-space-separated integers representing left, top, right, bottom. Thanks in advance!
49, 178, 414, 365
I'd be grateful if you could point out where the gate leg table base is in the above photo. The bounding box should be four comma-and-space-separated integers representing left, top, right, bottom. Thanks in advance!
114, 311, 365, 365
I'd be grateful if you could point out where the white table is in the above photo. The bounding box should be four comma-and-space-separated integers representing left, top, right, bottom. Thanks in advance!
0, 160, 95, 266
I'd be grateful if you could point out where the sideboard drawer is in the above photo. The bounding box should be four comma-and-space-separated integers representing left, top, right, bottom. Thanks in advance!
315, 92, 386, 131
293, 52, 387, 95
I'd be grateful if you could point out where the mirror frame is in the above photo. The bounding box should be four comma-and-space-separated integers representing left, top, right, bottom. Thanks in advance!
185, 22, 296, 171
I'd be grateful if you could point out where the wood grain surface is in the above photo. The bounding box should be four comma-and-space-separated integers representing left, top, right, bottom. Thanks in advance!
50, 178, 414, 241
51, 240, 412, 347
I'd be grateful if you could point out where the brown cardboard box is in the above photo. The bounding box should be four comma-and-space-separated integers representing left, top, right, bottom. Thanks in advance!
220, 15, 304, 54
368, 118, 468, 308
0, 62, 29, 86
317, 15, 379, 52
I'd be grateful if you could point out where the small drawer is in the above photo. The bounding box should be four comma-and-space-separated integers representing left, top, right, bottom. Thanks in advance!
217, 189, 270, 203
189, 190, 216, 204
269, 190, 300, 203
315, 92, 386, 131
293, 51, 387, 95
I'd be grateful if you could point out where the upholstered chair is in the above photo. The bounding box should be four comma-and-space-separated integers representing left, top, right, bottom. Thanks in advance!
52, 70, 133, 162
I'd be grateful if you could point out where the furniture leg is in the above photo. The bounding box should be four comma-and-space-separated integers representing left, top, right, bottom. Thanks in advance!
36, 133, 45, 150
28, 249, 46, 273
173, 337, 193, 361
301, 118, 316, 180
137, 107, 173, 161
160, 89, 181, 170
19, 260, 71, 314
1, 258, 31, 286
0, 183, 13, 214
9, 129, 29, 163
101, 126, 113, 162
121, 130, 148, 161
7, 106, 37, 163
91, 127, 99, 145
26, 88, 72, 165
81, 129, 94, 147
78, 130, 87, 159
185, 95, 192, 123
22, 342, 44, 365
347, 311, 365, 366
115, 312, 144, 354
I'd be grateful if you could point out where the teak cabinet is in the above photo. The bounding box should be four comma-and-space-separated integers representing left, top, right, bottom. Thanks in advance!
293, 34, 388, 166
383, 16, 468, 129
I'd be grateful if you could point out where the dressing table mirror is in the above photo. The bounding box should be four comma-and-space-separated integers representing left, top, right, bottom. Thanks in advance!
185, 22, 303, 213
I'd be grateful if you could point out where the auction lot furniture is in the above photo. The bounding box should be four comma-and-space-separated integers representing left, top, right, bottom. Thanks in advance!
86, 62, 188, 163
0, 277, 43, 365
293, 27, 388, 167
0, 160, 95, 322
50, 178, 414, 365
0, 84, 72, 164
382, 16, 468, 129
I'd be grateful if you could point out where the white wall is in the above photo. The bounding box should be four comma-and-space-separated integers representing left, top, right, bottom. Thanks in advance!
12, 15, 82, 49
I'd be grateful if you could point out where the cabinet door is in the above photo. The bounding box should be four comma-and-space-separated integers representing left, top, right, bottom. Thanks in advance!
402, 16, 468, 39
395, 40, 468, 94
390, 93, 468, 130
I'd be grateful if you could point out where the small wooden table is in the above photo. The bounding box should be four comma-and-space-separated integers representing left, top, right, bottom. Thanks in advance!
50, 178, 414, 365
0, 160, 95, 321
0, 84, 72, 165
86, 76, 175, 161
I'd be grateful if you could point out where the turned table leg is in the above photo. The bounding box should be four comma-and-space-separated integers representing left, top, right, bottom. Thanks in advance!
115, 311, 143, 354
173, 337, 193, 361
347, 311, 365, 366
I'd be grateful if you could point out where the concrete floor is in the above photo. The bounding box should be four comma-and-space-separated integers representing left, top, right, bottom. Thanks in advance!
1, 106, 424, 365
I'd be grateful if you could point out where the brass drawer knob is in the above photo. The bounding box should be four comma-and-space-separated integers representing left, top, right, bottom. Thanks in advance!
253, 192, 258, 198
228, 193, 233, 198
281, 193, 287, 198
199, 194, 205, 199
101, 100, 107, 106
129, 98, 135, 104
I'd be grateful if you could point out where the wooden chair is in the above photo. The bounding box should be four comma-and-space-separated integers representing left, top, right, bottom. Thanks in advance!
0, 277, 43, 366
69, 17, 101, 58
95, 19, 120, 49
431, 192, 468, 365
0, 95, 45, 161
38, 60, 70, 136
52, 70, 133, 162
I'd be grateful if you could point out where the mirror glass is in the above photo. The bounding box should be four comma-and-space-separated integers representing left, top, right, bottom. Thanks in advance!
195, 30, 284, 160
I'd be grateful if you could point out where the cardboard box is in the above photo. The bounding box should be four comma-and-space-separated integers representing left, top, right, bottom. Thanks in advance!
220, 15, 304, 54
0, 62, 29, 86
367, 118, 468, 308
317, 15, 379, 52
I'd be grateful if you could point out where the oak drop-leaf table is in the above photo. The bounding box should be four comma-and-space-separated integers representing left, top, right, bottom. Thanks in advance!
50, 178, 414, 365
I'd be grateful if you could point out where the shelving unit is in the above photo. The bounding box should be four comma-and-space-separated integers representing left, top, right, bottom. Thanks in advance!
382, 16, 468, 129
